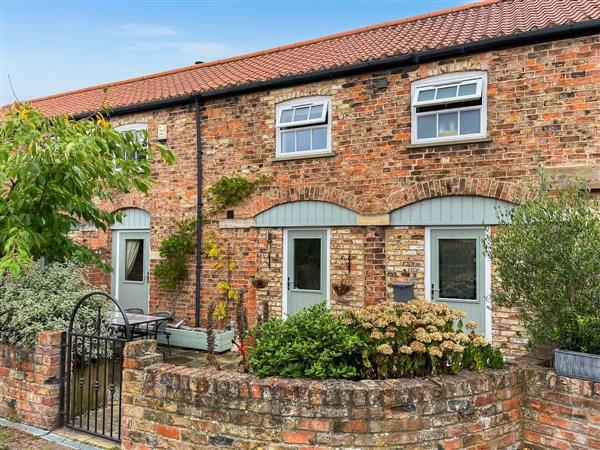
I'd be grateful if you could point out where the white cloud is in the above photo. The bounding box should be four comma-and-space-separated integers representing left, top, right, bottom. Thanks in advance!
111, 23, 177, 37
128, 41, 236, 59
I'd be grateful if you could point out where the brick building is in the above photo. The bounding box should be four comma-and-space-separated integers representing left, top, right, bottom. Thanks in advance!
21, 0, 600, 355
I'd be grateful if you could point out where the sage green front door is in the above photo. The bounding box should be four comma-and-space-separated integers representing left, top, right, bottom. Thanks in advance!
116, 231, 150, 312
286, 230, 328, 316
431, 228, 486, 334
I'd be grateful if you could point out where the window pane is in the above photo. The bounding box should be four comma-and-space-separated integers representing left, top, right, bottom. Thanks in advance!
294, 238, 321, 291
436, 85, 457, 99
312, 127, 327, 150
460, 110, 481, 135
125, 239, 144, 282
438, 112, 458, 137
458, 83, 477, 97
297, 129, 311, 151
417, 115, 436, 139
438, 239, 477, 300
309, 104, 324, 119
293, 106, 310, 121
417, 89, 435, 102
280, 109, 294, 123
282, 131, 295, 153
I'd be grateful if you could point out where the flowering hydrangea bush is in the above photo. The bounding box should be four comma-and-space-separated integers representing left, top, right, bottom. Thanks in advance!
342, 300, 504, 379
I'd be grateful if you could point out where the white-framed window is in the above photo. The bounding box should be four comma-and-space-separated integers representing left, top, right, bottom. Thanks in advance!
114, 122, 148, 161
276, 96, 331, 157
411, 72, 487, 145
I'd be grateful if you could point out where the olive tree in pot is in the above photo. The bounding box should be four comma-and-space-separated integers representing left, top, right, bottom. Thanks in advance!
486, 172, 600, 381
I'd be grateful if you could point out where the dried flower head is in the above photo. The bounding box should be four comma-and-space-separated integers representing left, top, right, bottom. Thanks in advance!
399, 345, 413, 355
428, 346, 442, 358
466, 321, 478, 330
377, 344, 393, 355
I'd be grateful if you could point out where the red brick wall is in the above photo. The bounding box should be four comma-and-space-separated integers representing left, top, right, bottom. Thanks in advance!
523, 362, 600, 450
0, 331, 64, 429
121, 339, 523, 450
76, 33, 600, 353
72, 104, 199, 322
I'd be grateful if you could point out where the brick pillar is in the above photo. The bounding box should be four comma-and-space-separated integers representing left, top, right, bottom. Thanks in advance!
0, 330, 65, 429
363, 226, 387, 305
121, 340, 164, 450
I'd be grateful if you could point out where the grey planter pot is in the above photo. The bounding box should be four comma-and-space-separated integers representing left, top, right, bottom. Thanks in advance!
554, 348, 600, 382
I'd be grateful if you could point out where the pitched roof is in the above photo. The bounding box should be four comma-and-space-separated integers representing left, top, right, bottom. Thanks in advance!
15, 0, 600, 117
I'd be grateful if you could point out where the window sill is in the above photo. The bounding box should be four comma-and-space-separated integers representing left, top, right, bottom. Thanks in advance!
272, 151, 336, 162
407, 136, 492, 149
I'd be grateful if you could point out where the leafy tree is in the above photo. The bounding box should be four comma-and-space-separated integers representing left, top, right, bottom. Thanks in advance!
485, 175, 600, 347
0, 104, 176, 275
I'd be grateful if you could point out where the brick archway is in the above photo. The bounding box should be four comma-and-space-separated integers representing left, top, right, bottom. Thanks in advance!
248, 186, 363, 217
385, 177, 519, 212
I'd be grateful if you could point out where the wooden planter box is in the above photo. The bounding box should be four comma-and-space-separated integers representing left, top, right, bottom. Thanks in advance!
157, 326, 234, 353
555, 348, 600, 382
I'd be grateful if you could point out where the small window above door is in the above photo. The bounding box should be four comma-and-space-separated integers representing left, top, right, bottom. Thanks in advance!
411, 72, 487, 145
276, 97, 331, 158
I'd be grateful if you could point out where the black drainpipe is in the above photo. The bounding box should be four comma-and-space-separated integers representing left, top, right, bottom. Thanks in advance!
194, 96, 204, 328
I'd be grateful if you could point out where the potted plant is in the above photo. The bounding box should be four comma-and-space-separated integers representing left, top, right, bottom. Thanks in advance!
332, 279, 352, 297
554, 315, 600, 382
251, 275, 268, 289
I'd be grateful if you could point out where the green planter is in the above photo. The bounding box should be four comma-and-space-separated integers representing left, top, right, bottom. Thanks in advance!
157, 326, 234, 352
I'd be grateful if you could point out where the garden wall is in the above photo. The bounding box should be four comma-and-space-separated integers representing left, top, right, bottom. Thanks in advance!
121, 340, 523, 449
0, 331, 64, 429
523, 362, 600, 450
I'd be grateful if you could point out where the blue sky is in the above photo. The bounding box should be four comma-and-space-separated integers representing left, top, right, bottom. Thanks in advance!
1, 0, 469, 105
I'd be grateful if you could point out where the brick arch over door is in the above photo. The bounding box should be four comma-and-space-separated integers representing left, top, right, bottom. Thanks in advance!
385, 177, 519, 213
106, 197, 163, 217
248, 186, 363, 217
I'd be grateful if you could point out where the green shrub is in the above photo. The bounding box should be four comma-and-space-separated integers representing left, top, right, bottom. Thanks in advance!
558, 315, 600, 355
0, 262, 105, 348
343, 300, 504, 379
485, 175, 600, 347
248, 303, 364, 380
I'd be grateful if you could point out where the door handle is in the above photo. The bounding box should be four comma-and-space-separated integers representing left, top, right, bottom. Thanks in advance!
287, 277, 297, 290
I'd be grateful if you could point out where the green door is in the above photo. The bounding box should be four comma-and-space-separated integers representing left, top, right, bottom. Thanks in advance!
116, 231, 150, 312
431, 228, 486, 334
286, 230, 328, 316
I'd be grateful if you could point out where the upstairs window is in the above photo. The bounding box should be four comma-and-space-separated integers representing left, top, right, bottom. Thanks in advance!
411, 72, 487, 144
114, 123, 148, 161
276, 97, 331, 157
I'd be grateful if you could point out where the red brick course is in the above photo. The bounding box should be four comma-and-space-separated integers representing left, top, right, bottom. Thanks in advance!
0, 331, 64, 429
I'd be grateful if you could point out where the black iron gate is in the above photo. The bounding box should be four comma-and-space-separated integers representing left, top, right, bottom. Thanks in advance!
62, 291, 131, 442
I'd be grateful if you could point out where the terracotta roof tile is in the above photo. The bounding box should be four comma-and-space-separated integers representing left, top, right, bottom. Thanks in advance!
14, 0, 600, 116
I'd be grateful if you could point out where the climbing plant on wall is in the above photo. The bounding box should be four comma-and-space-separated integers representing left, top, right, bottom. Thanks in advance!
204, 173, 268, 324
207, 173, 269, 212
154, 218, 197, 290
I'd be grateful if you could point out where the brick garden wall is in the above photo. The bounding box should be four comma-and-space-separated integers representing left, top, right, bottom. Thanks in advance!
121, 340, 523, 450
523, 362, 600, 450
0, 331, 64, 429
